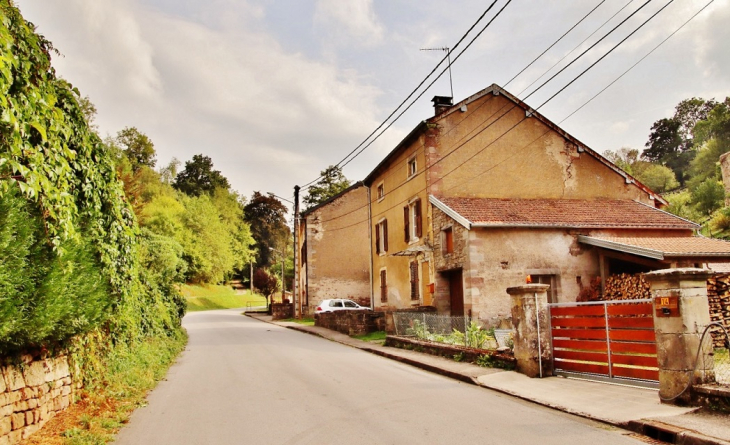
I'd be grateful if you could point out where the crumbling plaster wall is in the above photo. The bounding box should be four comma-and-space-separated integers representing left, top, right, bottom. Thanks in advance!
431, 92, 655, 204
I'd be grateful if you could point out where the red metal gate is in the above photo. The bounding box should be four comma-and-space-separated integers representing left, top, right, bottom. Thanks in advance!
549, 299, 659, 388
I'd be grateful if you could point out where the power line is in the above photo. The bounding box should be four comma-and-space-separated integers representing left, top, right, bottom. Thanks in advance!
309, 0, 701, 233
300, 0, 505, 190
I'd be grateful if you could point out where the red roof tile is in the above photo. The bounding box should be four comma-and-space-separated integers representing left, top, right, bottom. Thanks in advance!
436, 197, 698, 230
581, 236, 730, 257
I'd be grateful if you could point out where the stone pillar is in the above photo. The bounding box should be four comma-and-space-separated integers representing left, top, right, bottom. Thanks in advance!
507, 284, 553, 378
644, 268, 714, 405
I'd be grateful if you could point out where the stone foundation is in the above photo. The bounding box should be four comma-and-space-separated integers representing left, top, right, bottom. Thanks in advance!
272, 303, 294, 320
1, 354, 75, 444
315, 311, 385, 336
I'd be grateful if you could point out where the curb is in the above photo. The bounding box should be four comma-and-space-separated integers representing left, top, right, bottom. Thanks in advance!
627, 420, 730, 445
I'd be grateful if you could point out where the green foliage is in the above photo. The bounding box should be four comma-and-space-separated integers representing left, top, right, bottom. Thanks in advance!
664, 190, 700, 222
0, 2, 184, 354
692, 179, 725, 216
173, 154, 230, 197
303, 165, 351, 210
244, 191, 290, 268
405, 319, 496, 349
115, 126, 156, 171
634, 163, 679, 194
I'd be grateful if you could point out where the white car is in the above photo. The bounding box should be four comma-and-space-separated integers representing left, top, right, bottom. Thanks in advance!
314, 299, 372, 314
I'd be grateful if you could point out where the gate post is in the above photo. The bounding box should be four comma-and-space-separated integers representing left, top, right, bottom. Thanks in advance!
644, 268, 714, 405
507, 284, 553, 378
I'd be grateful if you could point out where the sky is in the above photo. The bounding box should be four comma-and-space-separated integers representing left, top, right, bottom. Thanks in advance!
13, 0, 730, 208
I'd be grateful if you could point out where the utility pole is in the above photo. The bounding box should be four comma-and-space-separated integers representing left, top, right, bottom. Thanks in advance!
293, 185, 300, 318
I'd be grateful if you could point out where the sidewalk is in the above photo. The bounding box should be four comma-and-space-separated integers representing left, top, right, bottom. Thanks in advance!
247, 313, 730, 445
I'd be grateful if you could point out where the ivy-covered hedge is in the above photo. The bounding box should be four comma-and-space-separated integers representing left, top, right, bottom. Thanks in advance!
0, 1, 183, 354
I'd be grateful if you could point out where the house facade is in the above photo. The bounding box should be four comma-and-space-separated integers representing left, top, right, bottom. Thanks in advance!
297, 83, 730, 327
296, 182, 371, 315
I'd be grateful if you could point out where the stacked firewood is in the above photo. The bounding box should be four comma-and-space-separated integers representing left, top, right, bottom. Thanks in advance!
706, 274, 730, 348
602, 273, 652, 301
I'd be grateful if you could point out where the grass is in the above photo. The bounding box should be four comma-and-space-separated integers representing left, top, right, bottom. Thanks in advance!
25, 331, 188, 445
353, 331, 387, 343
182, 284, 267, 311
279, 317, 315, 326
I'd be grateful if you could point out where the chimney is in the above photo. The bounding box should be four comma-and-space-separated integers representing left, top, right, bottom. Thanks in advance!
431, 96, 453, 116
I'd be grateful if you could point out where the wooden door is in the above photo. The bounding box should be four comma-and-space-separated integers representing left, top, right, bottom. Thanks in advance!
448, 269, 464, 317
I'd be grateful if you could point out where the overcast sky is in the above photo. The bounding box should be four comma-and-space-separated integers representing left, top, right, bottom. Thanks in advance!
14, 0, 730, 206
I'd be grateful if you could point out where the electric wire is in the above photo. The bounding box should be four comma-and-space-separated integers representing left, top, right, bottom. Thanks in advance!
312, 0, 703, 233
299, 0, 502, 190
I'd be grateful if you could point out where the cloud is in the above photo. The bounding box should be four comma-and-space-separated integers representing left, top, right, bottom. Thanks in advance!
314, 0, 385, 48
19, 0, 162, 101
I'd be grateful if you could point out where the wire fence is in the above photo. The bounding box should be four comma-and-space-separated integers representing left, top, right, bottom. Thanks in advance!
392, 312, 512, 350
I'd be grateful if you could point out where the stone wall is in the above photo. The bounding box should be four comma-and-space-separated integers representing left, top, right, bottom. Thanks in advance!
1, 354, 75, 444
271, 303, 294, 320
315, 311, 385, 336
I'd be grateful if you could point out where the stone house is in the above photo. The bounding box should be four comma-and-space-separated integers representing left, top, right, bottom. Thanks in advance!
297, 83, 730, 326
296, 182, 371, 315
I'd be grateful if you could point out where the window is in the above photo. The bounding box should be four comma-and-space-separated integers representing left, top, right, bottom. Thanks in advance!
532, 274, 558, 303
442, 227, 453, 254
344, 300, 358, 308
330, 300, 343, 308
380, 270, 387, 302
410, 261, 419, 300
375, 219, 388, 254
377, 182, 385, 201
404, 199, 422, 242
407, 157, 417, 179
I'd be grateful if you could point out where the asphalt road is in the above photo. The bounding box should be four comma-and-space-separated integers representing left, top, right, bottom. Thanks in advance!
115, 309, 644, 445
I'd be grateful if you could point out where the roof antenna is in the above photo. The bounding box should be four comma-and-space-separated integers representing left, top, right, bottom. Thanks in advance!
420, 46, 454, 98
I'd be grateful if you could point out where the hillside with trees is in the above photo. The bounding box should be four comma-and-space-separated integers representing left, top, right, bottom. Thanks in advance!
605, 96, 730, 236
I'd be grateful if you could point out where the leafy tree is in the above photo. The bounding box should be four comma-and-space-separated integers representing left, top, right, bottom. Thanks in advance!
243, 191, 290, 268
691, 179, 725, 216
116, 126, 156, 171
603, 148, 640, 174
686, 139, 726, 191
253, 268, 279, 308
642, 98, 717, 184
694, 98, 730, 149
173, 154, 230, 197
303, 165, 351, 209
634, 164, 679, 194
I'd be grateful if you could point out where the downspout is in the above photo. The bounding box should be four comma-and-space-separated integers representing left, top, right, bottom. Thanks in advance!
535, 291, 543, 379
368, 186, 374, 309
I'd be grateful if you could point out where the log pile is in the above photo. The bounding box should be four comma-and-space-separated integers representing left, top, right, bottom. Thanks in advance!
706, 274, 730, 349
602, 273, 652, 301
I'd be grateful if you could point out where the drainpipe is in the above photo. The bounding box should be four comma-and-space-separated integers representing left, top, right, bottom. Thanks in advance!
534, 292, 543, 378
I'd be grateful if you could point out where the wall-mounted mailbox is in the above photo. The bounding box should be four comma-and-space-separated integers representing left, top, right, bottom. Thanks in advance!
655, 295, 680, 317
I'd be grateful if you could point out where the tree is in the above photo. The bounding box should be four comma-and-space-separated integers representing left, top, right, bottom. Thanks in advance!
634, 164, 679, 194
116, 126, 156, 171
642, 98, 718, 185
603, 148, 640, 174
243, 191, 289, 268
303, 165, 351, 209
253, 268, 279, 309
691, 179, 725, 216
173, 154, 230, 197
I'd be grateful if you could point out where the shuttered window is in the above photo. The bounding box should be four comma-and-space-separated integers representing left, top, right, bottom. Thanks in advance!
410, 261, 419, 300
380, 270, 387, 302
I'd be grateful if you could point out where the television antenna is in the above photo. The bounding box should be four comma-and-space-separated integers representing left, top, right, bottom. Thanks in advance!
420, 46, 454, 98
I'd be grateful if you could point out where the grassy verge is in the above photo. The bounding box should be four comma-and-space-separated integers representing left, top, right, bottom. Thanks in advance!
26, 331, 188, 445
279, 317, 315, 326
182, 284, 267, 311
353, 331, 387, 343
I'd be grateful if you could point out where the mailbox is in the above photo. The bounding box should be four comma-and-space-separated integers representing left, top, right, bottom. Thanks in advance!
654, 295, 679, 317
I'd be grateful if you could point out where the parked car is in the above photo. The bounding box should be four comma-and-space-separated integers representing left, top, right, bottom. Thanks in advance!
314, 299, 372, 314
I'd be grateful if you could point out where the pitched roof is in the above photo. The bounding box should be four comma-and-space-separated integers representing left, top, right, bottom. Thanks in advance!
364, 83, 665, 205
430, 196, 698, 230
578, 236, 730, 260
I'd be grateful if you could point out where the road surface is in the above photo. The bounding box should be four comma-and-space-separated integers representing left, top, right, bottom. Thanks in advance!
116, 309, 644, 444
